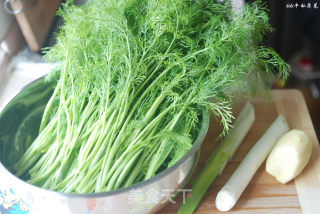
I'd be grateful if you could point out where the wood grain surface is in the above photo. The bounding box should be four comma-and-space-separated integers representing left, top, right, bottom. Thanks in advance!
158, 89, 320, 214
11, 0, 61, 51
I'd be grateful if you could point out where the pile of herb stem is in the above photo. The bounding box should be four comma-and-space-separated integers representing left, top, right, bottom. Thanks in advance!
12, 0, 289, 193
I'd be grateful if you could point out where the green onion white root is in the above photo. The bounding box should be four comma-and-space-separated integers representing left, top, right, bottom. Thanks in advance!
215, 114, 289, 211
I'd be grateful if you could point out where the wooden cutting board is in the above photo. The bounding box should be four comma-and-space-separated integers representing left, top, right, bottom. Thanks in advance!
158, 89, 320, 214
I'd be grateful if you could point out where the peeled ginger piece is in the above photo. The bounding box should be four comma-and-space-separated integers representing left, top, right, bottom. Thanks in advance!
266, 129, 312, 184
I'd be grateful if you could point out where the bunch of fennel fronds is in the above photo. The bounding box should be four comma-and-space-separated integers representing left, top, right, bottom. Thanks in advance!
12, 0, 289, 193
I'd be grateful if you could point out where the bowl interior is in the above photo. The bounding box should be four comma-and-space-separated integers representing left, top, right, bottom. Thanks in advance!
0, 78, 55, 167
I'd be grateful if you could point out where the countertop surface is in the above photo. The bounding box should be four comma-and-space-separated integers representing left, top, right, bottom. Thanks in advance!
0, 57, 51, 108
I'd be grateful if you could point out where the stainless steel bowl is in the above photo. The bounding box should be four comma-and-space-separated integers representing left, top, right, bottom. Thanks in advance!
0, 76, 209, 214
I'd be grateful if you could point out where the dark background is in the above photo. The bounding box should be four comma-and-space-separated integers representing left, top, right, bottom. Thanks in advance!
265, 0, 320, 64
263, 0, 320, 138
